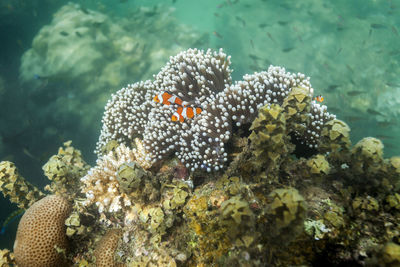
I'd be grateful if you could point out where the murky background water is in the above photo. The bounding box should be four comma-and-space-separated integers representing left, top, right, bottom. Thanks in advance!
0, 0, 399, 249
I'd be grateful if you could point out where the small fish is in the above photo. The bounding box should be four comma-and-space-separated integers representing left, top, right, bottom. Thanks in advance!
367, 108, 384, 116
336, 47, 342, 56
75, 31, 82, 38
277, 21, 288, 26
33, 74, 49, 80
213, 31, 223, 39
392, 26, 399, 36
1, 209, 24, 235
266, 32, 276, 43
375, 134, 393, 140
154, 91, 188, 107
264, 58, 272, 66
60, 31, 69, 36
235, 16, 246, 27
259, 23, 268, 28
249, 65, 260, 71
80, 7, 89, 15
132, 42, 140, 52
282, 47, 294, 53
345, 64, 354, 73
23, 147, 38, 160
386, 81, 400, 87
377, 121, 396, 128
250, 39, 255, 49
313, 95, 324, 102
248, 54, 260, 61
92, 22, 103, 28
327, 84, 340, 91
371, 23, 387, 29
214, 13, 220, 17
172, 106, 203, 123
346, 90, 365, 96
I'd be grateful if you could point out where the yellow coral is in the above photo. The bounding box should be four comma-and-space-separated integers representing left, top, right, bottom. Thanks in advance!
13, 195, 72, 267
0, 249, 14, 266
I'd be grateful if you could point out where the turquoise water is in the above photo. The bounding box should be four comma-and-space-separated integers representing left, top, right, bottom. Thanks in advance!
0, 0, 399, 250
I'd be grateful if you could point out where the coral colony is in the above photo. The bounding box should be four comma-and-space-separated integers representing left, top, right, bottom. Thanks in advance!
96, 48, 334, 172
1, 48, 400, 266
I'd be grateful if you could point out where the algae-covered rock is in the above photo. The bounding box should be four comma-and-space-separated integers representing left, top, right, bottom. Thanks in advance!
282, 86, 312, 126
304, 219, 331, 240
0, 161, 44, 209
352, 196, 379, 213
351, 137, 384, 175
389, 157, 400, 174
219, 196, 255, 239
43, 141, 90, 198
306, 154, 331, 176
247, 104, 291, 180
117, 162, 150, 193
382, 242, 400, 266
385, 193, 400, 211
265, 187, 307, 243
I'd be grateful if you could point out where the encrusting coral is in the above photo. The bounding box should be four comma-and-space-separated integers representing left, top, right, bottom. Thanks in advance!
13, 195, 72, 267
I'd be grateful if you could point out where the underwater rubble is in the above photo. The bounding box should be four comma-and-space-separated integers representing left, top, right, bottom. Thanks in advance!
1, 49, 400, 267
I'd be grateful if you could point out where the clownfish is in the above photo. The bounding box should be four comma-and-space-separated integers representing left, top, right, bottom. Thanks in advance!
154, 91, 203, 122
171, 106, 203, 122
313, 95, 324, 103
153, 91, 189, 107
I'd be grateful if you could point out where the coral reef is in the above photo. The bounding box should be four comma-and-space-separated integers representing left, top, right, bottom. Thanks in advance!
1, 49, 399, 266
13, 195, 72, 267
97, 48, 334, 172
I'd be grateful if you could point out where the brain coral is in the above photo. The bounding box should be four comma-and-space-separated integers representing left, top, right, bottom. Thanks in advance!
13, 195, 72, 267
94, 229, 124, 267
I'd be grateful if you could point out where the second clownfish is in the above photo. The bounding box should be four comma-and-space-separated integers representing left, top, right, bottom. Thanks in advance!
154, 91, 203, 122
171, 106, 203, 122
313, 95, 324, 103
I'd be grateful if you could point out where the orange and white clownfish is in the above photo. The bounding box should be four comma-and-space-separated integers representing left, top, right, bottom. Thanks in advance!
313, 95, 324, 103
153, 91, 189, 107
171, 106, 203, 122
